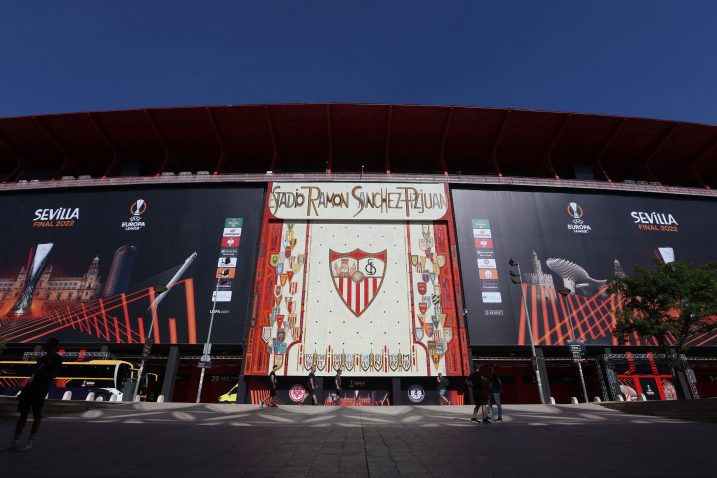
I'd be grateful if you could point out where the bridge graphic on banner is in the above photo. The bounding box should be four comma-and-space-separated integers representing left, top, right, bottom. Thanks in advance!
329, 249, 387, 317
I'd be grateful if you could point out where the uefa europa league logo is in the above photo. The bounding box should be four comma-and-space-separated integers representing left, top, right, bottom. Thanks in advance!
568, 202, 583, 219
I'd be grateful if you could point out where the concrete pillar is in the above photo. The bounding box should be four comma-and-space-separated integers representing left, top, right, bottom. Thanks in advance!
62, 391, 72, 400
570, 396, 578, 404
392, 378, 401, 405
535, 348, 552, 404
236, 370, 248, 404
670, 348, 693, 400
85, 392, 96, 401
160, 345, 180, 402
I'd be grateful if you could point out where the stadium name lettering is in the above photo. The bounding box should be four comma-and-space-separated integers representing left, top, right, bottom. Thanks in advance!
269, 185, 447, 218
630, 211, 678, 225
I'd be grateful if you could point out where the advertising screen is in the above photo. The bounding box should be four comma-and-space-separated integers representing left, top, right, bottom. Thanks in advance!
0, 185, 263, 345
452, 187, 717, 347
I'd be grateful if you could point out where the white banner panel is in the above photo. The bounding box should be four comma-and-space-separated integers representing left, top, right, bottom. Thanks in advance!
268, 183, 448, 221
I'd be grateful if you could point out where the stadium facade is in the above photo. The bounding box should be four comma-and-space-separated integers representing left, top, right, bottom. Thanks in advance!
0, 104, 715, 405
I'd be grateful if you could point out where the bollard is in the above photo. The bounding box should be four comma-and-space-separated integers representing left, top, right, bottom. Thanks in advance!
549, 397, 556, 405
157, 395, 165, 403
134, 395, 141, 402
85, 392, 96, 401
62, 391, 72, 401
95, 395, 105, 401
593, 396, 601, 403
570, 396, 579, 404
109, 395, 118, 402
639, 393, 647, 401
617, 395, 625, 401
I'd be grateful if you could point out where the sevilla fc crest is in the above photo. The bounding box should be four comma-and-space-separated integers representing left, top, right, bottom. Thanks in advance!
329, 249, 387, 317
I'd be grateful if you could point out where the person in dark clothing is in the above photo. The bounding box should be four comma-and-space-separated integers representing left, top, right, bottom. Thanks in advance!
261, 364, 279, 408
437, 372, 451, 405
302, 366, 318, 405
487, 366, 503, 422
465, 365, 489, 423
9, 338, 63, 451
332, 368, 343, 405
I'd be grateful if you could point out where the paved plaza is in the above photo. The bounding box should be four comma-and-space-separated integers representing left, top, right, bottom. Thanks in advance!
1, 402, 714, 477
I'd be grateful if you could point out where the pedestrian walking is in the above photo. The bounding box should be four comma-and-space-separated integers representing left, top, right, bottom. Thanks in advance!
303, 366, 318, 405
465, 365, 490, 423
437, 372, 451, 405
261, 364, 279, 408
8, 338, 63, 452
487, 366, 503, 422
333, 368, 343, 405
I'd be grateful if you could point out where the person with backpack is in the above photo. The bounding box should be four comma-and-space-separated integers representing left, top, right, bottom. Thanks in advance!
465, 364, 490, 423
487, 366, 503, 422
332, 368, 343, 405
261, 364, 279, 408
302, 366, 318, 405
437, 372, 451, 405
8, 338, 63, 451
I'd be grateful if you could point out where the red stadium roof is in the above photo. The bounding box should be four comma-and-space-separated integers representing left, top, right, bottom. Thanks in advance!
0, 104, 715, 188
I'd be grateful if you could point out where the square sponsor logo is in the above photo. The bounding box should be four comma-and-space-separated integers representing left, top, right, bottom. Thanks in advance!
212, 290, 233, 302
221, 237, 240, 248
217, 279, 233, 289
480, 280, 499, 289
222, 227, 242, 237
217, 257, 238, 267
224, 217, 243, 228
474, 238, 494, 249
472, 219, 490, 229
473, 228, 492, 239
216, 267, 236, 279
220, 248, 238, 257
481, 292, 502, 303
479, 269, 498, 280
477, 258, 497, 269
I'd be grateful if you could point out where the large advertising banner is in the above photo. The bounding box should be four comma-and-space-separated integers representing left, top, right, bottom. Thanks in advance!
0, 185, 263, 344
452, 187, 717, 347
244, 183, 470, 377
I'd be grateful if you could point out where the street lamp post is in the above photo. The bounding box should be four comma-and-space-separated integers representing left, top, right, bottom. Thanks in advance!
195, 279, 221, 403
132, 252, 197, 402
509, 259, 546, 404
557, 287, 589, 403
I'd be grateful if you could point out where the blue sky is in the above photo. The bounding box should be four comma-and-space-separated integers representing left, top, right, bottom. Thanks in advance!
1, 1, 716, 123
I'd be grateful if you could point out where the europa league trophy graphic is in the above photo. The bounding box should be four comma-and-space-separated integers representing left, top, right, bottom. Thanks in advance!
13, 243, 54, 316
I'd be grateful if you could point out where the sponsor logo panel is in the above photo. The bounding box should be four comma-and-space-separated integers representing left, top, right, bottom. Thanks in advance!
481, 292, 502, 303
477, 258, 497, 269
221, 237, 240, 248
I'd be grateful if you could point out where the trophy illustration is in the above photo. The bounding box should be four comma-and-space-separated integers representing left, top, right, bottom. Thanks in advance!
13, 243, 54, 316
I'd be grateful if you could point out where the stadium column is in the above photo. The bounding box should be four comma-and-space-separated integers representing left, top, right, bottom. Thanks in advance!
235, 371, 248, 404
535, 348, 552, 404
670, 347, 694, 400
392, 378, 401, 405
160, 346, 180, 401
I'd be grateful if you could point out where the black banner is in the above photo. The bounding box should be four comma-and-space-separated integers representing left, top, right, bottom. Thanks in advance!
451, 187, 717, 346
0, 184, 263, 344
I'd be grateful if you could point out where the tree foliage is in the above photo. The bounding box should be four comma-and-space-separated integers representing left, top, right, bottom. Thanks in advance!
608, 260, 717, 354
